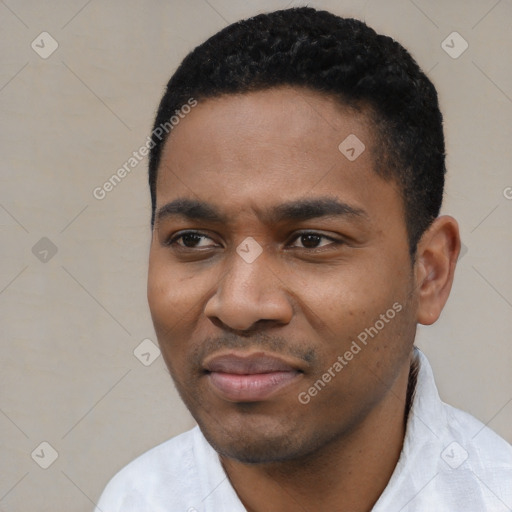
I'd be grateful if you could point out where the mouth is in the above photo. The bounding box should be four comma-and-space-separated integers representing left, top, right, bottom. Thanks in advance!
203, 352, 304, 402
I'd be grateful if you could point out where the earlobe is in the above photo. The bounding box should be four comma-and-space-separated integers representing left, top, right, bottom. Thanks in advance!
415, 216, 460, 325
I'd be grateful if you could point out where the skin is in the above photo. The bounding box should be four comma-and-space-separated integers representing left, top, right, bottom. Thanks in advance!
147, 86, 460, 511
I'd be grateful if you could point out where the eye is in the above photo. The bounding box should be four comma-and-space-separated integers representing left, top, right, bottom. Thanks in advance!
166, 231, 217, 249
165, 230, 342, 251
288, 231, 340, 249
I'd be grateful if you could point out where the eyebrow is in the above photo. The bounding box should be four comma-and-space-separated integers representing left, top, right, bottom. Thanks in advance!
155, 196, 368, 226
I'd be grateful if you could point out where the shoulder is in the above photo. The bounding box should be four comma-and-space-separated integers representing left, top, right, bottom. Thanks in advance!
95, 426, 203, 512
391, 349, 512, 510
443, 400, 512, 471
415, 348, 512, 469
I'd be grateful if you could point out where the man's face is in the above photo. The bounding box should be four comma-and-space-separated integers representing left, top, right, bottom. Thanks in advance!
148, 87, 419, 463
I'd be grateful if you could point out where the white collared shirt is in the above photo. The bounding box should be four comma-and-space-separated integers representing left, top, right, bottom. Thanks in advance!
95, 349, 512, 511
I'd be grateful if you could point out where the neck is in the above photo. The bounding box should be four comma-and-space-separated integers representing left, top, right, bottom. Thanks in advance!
220, 354, 417, 512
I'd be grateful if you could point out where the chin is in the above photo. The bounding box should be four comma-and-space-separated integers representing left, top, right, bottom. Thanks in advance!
195, 413, 325, 465
207, 432, 301, 464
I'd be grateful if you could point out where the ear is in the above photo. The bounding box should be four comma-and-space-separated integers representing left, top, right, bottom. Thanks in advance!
414, 215, 460, 325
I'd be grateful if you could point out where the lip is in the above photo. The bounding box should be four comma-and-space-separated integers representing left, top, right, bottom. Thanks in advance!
203, 352, 303, 402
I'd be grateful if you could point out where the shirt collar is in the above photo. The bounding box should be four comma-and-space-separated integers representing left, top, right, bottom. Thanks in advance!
372, 346, 449, 510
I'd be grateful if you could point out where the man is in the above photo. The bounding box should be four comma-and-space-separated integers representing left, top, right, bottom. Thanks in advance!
96, 7, 512, 512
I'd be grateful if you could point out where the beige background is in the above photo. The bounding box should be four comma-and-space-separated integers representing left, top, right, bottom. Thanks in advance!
1, 0, 511, 510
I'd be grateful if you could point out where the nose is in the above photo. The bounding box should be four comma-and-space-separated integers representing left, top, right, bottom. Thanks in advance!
203, 245, 294, 331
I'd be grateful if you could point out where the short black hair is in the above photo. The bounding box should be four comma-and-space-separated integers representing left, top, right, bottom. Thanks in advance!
148, 6, 445, 257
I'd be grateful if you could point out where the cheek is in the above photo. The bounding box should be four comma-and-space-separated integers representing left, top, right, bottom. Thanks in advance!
147, 251, 217, 363
148, 250, 199, 317
147, 252, 193, 350
302, 260, 411, 361
309, 268, 398, 319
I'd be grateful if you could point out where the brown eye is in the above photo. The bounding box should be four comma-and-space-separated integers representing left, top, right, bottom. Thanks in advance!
166, 231, 216, 249
289, 232, 339, 249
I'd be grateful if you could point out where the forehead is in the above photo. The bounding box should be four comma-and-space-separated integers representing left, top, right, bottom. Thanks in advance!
162, 86, 371, 158
155, 87, 401, 224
